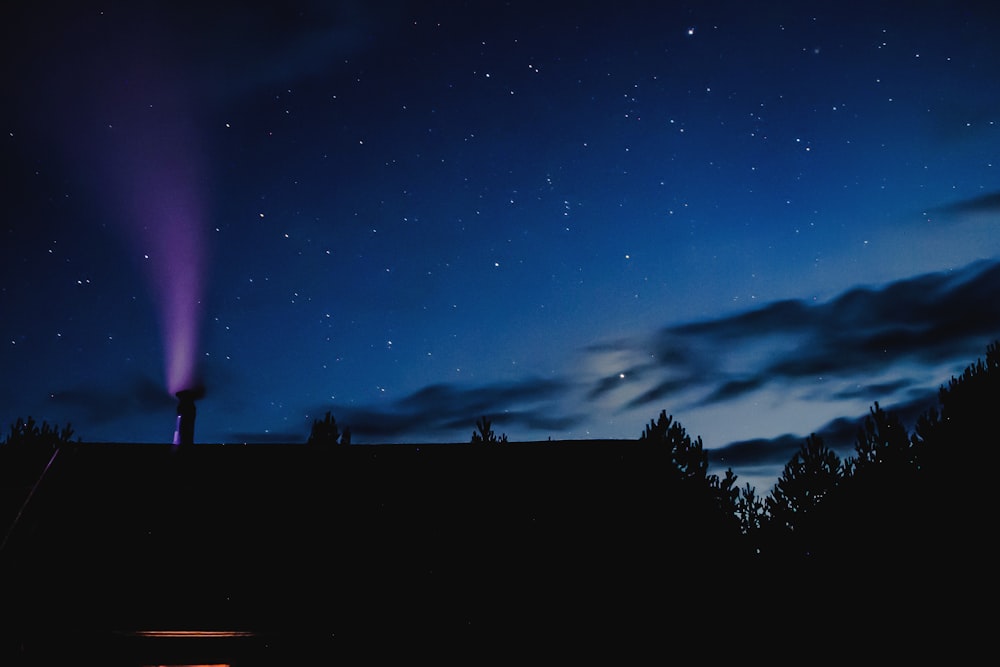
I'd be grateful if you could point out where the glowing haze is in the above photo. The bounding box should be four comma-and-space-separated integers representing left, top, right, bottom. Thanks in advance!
26, 10, 211, 397
107, 100, 208, 396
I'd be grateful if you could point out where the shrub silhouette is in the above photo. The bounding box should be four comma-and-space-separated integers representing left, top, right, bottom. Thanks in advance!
308, 411, 350, 445
470, 415, 507, 443
3, 417, 76, 448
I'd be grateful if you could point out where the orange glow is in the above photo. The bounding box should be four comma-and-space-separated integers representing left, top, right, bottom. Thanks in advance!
132, 630, 254, 667
132, 630, 254, 638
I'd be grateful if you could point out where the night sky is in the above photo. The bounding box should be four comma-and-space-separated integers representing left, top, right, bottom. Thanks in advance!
3, 1, 1000, 493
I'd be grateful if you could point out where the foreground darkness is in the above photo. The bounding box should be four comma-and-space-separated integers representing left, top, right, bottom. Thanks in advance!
0, 440, 984, 662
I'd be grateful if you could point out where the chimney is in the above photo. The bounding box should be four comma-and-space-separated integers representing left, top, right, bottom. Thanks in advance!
173, 389, 197, 446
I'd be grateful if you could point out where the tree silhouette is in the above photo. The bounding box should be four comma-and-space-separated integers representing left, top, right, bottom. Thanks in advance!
710, 466, 743, 538
845, 401, 915, 478
736, 482, 766, 537
722, 338, 1000, 572
757, 433, 843, 564
471, 415, 507, 443
638, 410, 744, 558
765, 434, 842, 533
639, 410, 710, 481
904, 339, 999, 565
912, 339, 999, 465
713, 467, 740, 511
811, 401, 925, 566
308, 411, 349, 445
639, 410, 745, 515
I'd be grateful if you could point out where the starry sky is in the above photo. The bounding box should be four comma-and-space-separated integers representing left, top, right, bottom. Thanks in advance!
3, 1, 1000, 493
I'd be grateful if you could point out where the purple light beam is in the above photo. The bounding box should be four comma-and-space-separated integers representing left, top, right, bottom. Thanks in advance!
104, 72, 210, 397
20, 7, 212, 401
126, 148, 207, 396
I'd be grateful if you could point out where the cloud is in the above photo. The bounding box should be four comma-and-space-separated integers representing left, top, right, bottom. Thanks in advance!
624, 376, 697, 409
601, 259, 1000, 416
50, 375, 175, 424
701, 376, 769, 404
831, 378, 916, 402
179, 1, 411, 100
708, 434, 805, 471
314, 376, 584, 442
930, 191, 1000, 217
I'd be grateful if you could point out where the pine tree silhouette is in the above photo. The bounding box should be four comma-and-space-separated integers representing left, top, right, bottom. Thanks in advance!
763, 434, 842, 560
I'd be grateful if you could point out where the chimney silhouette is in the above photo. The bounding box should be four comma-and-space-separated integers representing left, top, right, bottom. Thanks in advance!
173, 389, 197, 446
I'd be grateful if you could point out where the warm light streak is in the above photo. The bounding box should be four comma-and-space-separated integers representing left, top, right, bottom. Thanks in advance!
133, 630, 254, 638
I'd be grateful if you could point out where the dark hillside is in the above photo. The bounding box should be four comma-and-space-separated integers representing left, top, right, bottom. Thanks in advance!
1, 440, 744, 658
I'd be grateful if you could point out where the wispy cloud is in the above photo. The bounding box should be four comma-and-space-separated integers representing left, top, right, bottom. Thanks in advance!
50, 375, 175, 424
930, 191, 1000, 217
599, 259, 1000, 414
315, 377, 583, 442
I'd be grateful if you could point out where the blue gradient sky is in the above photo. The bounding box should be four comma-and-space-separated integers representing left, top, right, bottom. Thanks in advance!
3, 1, 1000, 493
